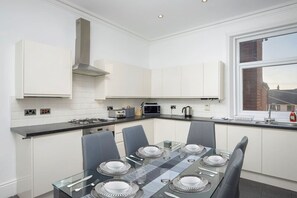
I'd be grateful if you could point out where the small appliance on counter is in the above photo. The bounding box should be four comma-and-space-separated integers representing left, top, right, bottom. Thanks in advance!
182, 106, 192, 118
142, 103, 161, 116
125, 107, 135, 118
108, 109, 126, 119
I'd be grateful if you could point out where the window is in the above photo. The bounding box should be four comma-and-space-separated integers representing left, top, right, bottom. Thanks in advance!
234, 26, 297, 119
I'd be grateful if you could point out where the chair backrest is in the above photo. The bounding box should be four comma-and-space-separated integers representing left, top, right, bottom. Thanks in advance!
81, 131, 120, 170
186, 121, 216, 148
122, 125, 149, 156
234, 136, 248, 155
216, 149, 244, 198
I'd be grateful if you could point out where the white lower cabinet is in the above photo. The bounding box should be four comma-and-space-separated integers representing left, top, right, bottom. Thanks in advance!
114, 119, 154, 157
228, 125, 262, 173
262, 128, 297, 181
154, 119, 190, 144
215, 124, 228, 150
16, 130, 83, 198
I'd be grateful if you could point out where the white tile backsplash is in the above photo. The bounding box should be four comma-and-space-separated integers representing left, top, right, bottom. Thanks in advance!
10, 74, 145, 127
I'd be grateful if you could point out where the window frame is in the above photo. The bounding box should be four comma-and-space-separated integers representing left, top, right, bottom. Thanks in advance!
232, 24, 297, 120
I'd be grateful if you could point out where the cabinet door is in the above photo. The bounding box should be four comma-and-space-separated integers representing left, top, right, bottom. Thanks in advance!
181, 64, 203, 97
151, 69, 163, 97
227, 126, 262, 173
203, 61, 223, 98
154, 119, 176, 143
23, 41, 71, 96
175, 120, 191, 144
262, 128, 297, 181
141, 68, 151, 97
33, 130, 83, 197
117, 142, 126, 158
215, 124, 228, 150
162, 67, 181, 97
141, 119, 155, 144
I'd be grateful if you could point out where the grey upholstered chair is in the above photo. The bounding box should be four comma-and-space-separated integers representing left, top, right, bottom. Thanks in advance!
186, 121, 216, 148
215, 149, 244, 198
234, 136, 248, 154
122, 125, 149, 156
82, 131, 120, 170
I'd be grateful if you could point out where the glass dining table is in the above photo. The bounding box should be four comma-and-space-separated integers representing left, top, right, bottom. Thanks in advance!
53, 141, 229, 198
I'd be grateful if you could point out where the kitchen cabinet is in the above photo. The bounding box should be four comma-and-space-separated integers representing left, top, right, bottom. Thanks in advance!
215, 124, 228, 150
15, 40, 72, 99
203, 61, 224, 99
154, 119, 190, 144
95, 60, 151, 99
16, 130, 83, 197
228, 125, 262, 173
150, 61, 224, 99
262, 128, 297, 181
114, 119, 154, 157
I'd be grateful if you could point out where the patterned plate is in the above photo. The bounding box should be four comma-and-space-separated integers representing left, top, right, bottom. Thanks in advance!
137, 145, 163, 158
170, 175, 209, 193
202, 155, 228, 167
98, 160, 131, 176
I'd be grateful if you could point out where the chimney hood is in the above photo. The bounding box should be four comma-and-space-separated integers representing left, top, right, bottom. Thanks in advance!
73, 18, 109, 76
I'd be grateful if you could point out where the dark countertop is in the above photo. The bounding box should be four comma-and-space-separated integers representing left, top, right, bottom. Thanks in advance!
11, 114, 297, 138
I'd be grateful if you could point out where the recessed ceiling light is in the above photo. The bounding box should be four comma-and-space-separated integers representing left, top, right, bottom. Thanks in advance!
158, 14, 164, 19
202, 0, 208, 2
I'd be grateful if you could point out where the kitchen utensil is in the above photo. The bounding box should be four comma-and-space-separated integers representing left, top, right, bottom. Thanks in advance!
164, 191, 180, 198
125, 157, 142, 165
74, 179, 99, 192
197, 171, 215, 177
198, 167, 218, 174
182, 106, 192, 118
67, 175, 93, 188
129, 154, 143, 161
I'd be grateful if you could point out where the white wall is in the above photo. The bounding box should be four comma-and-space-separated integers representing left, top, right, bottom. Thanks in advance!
149, 4, 297, 118
0, 0, 149, 196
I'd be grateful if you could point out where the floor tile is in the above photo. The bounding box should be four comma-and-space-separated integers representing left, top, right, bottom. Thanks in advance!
261, 183, 292, 198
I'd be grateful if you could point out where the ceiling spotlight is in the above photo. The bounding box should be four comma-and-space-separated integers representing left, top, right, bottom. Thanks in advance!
202, 0, 208, 2
158, 14, 164, 19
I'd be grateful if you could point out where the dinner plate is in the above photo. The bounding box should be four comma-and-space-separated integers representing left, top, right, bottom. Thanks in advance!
170, 175, 208, 193
203, 155, 228, 167
181, 144, 205, 154
98, 160, 131, 176
95, 179, 139, 198
137, 145, 163, 158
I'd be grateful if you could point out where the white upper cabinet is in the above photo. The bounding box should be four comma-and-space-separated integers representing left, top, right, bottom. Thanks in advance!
151, 61, 224, 99
95, 60, 151, 99
162, 67, 181, 97
181, 64, 204, 98
203, 61, 224, 99
15, 40, 72, 98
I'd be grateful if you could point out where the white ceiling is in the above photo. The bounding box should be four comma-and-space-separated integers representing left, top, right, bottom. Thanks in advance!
56, 0, 297, 40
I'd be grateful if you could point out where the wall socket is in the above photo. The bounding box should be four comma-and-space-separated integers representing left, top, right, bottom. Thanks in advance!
40, 108, 51, 115
204, 104, 210, 111
24, 109, 36, 116
107, 106, 113, 110
170, 105, 176, 109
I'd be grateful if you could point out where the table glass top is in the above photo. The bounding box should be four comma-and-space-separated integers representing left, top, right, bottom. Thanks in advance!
53, 141, 229, 198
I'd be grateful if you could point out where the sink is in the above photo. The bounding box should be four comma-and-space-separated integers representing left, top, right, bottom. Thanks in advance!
255, 121, 297, 127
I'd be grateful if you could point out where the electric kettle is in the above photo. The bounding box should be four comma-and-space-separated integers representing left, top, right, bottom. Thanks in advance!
182, 106, 192, 118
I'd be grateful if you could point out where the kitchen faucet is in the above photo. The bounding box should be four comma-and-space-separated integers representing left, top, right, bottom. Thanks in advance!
265, 104, 275, 124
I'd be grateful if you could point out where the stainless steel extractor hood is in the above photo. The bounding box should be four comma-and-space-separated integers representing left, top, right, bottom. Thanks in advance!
73, 18, 109, 76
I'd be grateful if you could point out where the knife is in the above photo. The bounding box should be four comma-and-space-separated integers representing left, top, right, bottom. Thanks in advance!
164, 191, 180, 198
67, 175, 93, 188
125, 156, 142, 165
198, 167, 218, 174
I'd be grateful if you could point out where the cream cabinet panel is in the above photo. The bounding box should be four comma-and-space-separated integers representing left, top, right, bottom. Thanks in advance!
154, 119, 176, 143
203, 61, 224, 99
117, 142, 126, 158
262, 128, 297, 181
227, 126, 262, 173
162, 67, 181, 97
215, 124, 228, 150
181, 64, 203, 97
33, 130, 83, 197
175, 120, 191, 144
94, 60, 151, 99
15, 40, 72, 98
151, 69, 163, 97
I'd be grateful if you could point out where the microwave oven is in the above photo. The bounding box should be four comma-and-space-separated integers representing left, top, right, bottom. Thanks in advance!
142, 103, 160, 115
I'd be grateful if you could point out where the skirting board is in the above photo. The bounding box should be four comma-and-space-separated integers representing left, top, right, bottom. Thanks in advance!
241, 170, 297, 192
0, 179, 17, 197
